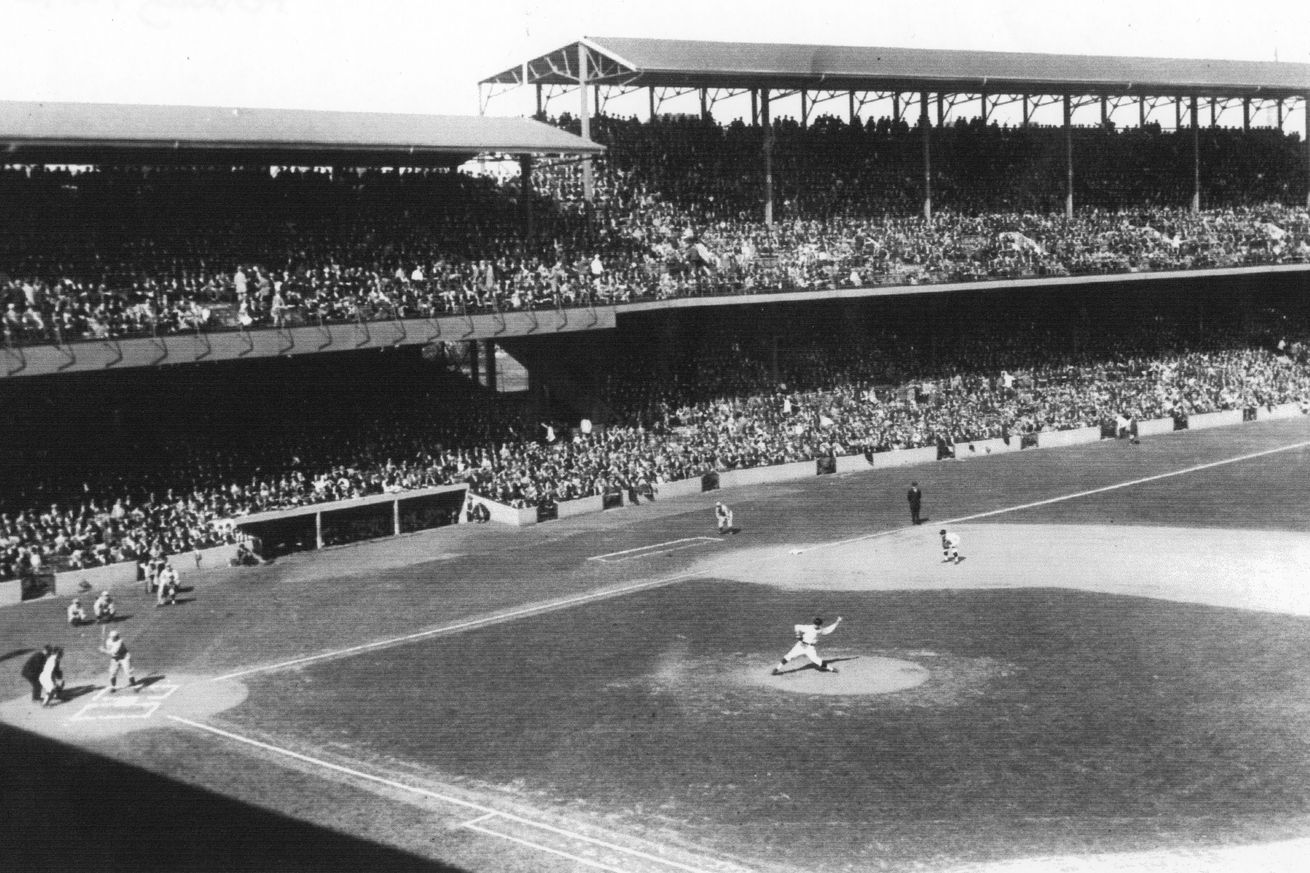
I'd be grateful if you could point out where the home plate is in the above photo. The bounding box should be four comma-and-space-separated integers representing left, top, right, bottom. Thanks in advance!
752, 656, 930, 695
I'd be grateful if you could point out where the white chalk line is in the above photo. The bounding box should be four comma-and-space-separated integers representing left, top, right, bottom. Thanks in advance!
794, 438, 1310, 555
213, 570, 700, 682
460, 821, 632, 873
589, 537, 721, 562
167, 715, 733, 873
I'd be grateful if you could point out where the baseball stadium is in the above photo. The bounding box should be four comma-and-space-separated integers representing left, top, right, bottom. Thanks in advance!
3, 33, 1310, 873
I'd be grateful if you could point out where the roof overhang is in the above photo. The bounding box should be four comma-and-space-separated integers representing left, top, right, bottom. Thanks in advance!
0, 100, 604, 167
483, 37, 1310, 100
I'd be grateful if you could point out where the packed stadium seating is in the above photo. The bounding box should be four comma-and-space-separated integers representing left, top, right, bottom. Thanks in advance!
4, 113, 1310, 581
3, 288, 1309, 581
2, 117, 1308, 348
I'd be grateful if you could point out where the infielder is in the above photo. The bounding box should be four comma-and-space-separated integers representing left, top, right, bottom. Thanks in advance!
772, 616, 842, 674
103, 630, 138, 692
93, 590, 116, 622
156, 563, 179, 607
714, 501, 734, 535
940, 529, 962, 564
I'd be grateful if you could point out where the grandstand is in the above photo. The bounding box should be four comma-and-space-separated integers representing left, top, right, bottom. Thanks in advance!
2, 36, 1310, 873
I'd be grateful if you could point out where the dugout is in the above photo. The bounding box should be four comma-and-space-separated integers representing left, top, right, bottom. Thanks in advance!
235, 485, 468, 559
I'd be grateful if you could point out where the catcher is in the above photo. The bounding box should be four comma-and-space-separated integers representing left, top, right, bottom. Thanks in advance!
772, 615, 842, 674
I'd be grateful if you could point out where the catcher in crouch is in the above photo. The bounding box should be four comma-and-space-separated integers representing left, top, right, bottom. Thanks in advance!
772, 615, 842, 674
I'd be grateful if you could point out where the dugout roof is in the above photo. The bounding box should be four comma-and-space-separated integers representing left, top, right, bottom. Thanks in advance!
483, 36, 1310, 99
0, 100, 605, 167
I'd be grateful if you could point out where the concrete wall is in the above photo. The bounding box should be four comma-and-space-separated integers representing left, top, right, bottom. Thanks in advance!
872, 446, 939, 469
1036, 426, 1102, 449
718, 461, 816, 490
1137, 417, 1176, 437
53, 560, 137, 597
465, 495, 535, 527
657, 479, 707, 500
957, 437, 1015, 458
835, 453, 875, 474
0, 580, 22, 607
557, 495, 605, 518
1261, 402, 1307, 421
1188, 409, 1244, 431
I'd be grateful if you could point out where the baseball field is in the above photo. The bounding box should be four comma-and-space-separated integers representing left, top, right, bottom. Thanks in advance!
4, 417, 1310, 873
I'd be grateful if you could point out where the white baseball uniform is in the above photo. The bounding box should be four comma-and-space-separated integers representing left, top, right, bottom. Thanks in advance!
780, 619, 841, 667
941, 532, 961, 562
105, 636, 135, 689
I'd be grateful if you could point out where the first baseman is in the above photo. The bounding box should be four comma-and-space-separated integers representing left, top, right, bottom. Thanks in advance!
940, 529, 962, 564
772, 616, 842, 674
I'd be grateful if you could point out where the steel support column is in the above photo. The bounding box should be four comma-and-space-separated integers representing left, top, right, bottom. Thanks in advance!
801, 89, 809, 128
937, 94, 945, 127
1022, 94, 1030, 126
1063, 94, 1074, 219
485, 340, 497, 392
849, 91, 856, 124
751, 89, 758, 126
1139, 96, 1146, 128
1243, 97, 1251, 130
649, 86, 656, 121
762, 89, 774, 226
578, 43, 593, 202
1305, 96, 1310, 208
1191, 96, 1201, 213
535, 84, 543, 118
700, 88, 707, 119
921, 92, 932, 221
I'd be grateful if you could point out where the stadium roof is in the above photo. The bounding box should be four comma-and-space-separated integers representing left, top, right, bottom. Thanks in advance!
483, 36, 1310, 99
0, 100, 604, 166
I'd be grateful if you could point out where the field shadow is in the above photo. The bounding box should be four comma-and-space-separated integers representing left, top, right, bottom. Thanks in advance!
773, 656, 858, 675
0, 721, 469, 872
1, 648, 35, 663
59, 684, 99, 701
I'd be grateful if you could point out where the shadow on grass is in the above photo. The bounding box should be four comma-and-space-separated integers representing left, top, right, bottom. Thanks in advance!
0, 722, 469, 872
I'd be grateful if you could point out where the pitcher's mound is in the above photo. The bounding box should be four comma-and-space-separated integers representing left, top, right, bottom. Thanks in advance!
750, 657, 929, 695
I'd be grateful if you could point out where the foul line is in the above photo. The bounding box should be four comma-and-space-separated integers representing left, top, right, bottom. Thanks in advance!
461, 821, 632, 873
796, 438, 1310, 554
214, 571, 698, 682
166, 715, 731, 873
589, 537, 721, 562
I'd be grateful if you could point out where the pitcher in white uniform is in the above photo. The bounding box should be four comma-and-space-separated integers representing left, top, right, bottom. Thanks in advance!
772, 616, 842, 674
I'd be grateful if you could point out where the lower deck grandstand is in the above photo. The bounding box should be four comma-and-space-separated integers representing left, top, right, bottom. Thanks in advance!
3, 272, 1308, 581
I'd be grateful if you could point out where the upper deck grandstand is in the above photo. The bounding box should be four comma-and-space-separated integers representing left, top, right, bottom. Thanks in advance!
4, 38, 1310, 358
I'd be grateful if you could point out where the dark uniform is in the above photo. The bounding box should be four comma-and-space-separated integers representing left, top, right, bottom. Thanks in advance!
907, 482, 923, 525
20, 647, 50, 702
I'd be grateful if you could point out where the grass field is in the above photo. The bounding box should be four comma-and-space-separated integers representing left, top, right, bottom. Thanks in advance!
4, 417, 1310, 873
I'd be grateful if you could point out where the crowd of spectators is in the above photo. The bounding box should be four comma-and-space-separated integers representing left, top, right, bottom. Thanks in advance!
4, 295, 1308, 581
5, 113, 1310, 580
4, 116, 1310, 347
